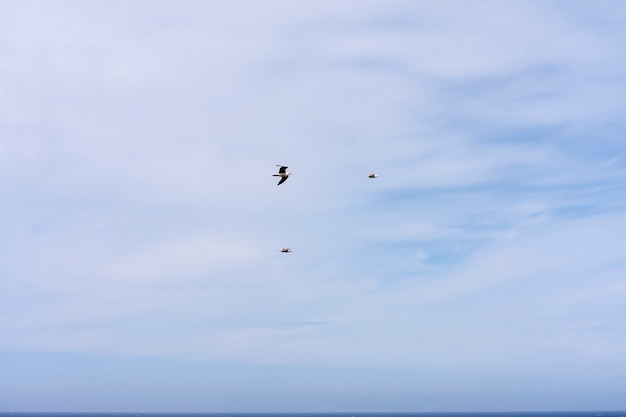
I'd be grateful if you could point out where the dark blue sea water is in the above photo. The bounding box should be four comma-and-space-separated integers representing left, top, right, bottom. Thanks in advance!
1, 413, 625, 417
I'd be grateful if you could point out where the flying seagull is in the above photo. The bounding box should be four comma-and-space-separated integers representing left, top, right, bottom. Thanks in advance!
273, 164, 291, 185
367, 173, 379, 178
279, 248, 292, 253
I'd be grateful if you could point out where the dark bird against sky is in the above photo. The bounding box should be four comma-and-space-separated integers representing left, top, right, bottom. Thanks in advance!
273, 164, 291, 185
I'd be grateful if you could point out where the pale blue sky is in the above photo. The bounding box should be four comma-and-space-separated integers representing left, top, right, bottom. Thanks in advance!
1, 0, 626, 412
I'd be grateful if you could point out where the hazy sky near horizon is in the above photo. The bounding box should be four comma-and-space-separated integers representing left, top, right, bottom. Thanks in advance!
2, 0, 626, 412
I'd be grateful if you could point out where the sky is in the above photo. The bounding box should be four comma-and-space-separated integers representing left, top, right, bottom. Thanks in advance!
1, 0, 626, 412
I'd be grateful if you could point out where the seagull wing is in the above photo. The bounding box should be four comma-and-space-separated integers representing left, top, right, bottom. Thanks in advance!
277, 176, 289, 185
276, 165, 288, 173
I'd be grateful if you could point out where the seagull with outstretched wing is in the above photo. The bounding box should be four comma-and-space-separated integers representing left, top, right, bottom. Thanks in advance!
273, 164, 292, 185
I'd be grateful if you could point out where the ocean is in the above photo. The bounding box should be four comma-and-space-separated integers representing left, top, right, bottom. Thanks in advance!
1, 413, 625, 417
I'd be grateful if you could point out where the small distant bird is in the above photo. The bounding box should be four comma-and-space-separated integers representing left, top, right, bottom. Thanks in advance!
367, 173, 379, 178
273, 164, 291, 185
279, 248, 292, 253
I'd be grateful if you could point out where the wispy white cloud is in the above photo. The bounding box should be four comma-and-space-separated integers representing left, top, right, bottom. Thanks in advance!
2, 0, 626, 410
